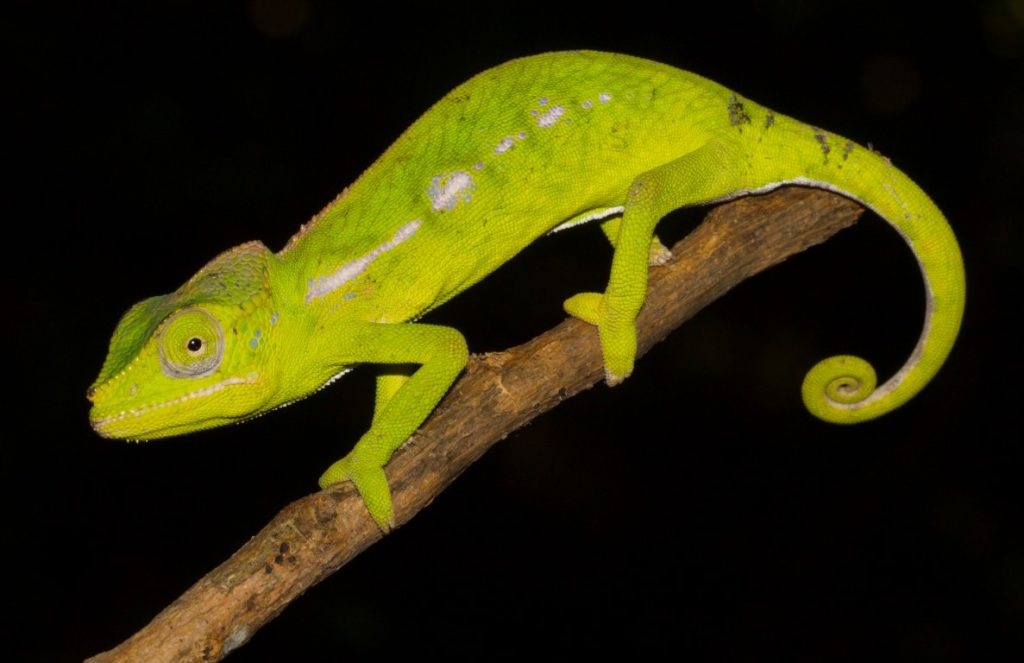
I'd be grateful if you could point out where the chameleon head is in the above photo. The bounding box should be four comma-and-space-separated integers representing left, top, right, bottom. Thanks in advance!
88, 241, 283, 440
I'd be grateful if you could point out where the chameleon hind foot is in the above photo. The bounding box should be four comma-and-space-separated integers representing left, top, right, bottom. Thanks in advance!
563, 292, 637, 385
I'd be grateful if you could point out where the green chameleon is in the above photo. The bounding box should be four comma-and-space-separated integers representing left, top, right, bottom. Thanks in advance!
88, 51, 965, 530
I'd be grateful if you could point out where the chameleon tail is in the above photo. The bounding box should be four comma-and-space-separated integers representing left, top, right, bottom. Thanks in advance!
790, 142, 965, 424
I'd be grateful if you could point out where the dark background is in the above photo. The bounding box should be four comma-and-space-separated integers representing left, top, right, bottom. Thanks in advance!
7, 1, 1022, 660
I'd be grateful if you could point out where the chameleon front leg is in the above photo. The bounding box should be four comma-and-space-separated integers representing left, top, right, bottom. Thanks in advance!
318, 322, 468, 530
565, 140, 744, 384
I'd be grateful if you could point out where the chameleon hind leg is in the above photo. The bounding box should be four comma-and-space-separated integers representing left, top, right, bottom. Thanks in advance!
565, 141, 744, 384
319, 322, 468, 531
597, 216, 673, 267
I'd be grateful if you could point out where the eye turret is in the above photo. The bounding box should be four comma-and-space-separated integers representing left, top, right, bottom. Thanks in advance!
157, 309, 224, 378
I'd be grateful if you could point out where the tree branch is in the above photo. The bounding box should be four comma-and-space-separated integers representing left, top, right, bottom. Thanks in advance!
87, 187, 864, 662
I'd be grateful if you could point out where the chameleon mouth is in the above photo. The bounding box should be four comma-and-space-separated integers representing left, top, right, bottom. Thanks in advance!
90, 375, 258, 439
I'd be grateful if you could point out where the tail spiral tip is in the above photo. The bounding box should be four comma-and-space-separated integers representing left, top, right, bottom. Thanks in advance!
801, 355, 878, 424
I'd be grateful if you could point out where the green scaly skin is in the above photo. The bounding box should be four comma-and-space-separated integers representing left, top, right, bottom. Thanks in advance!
88, 51, 965, 530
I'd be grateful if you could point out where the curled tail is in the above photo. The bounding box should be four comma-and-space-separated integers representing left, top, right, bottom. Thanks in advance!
776, 129, 965, 423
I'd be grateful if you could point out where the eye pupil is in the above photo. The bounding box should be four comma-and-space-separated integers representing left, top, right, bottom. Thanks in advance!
187, 337, 203, 352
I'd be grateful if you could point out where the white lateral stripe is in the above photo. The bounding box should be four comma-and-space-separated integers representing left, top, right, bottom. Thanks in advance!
548, 206, 625, 234
306, 220, 422, 302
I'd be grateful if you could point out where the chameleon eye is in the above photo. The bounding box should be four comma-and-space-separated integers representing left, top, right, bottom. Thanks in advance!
157, 309, 224, 378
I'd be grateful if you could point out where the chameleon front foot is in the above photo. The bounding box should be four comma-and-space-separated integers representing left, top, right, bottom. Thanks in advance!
563, 291, 637, 386
319, 453, 395, 532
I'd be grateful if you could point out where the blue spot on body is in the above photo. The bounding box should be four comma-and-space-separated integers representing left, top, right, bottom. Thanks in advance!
270, 312, 279, 325
249, 338, 259, 349
343, 293, 356, 300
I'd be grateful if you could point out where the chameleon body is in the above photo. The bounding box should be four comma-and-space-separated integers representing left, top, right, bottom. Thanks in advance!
88, 52, 965, 529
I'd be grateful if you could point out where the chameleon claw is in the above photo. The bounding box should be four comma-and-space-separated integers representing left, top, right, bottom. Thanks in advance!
604, 367, 630, 386
648, 241, 673, 266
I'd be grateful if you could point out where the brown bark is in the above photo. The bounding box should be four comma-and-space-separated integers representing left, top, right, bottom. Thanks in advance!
87, 187, 863, 662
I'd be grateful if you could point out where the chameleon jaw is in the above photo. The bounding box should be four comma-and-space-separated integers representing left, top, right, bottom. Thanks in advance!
89, 374, 260, 440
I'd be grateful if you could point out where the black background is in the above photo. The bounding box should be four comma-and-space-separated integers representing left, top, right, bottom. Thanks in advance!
7, 1, 1022, 660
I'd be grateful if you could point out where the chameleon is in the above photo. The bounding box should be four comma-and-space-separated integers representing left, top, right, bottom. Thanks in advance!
88, 51, 965, 530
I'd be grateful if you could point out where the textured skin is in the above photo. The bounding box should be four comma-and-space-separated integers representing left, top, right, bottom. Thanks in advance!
88, 51, 965, 530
